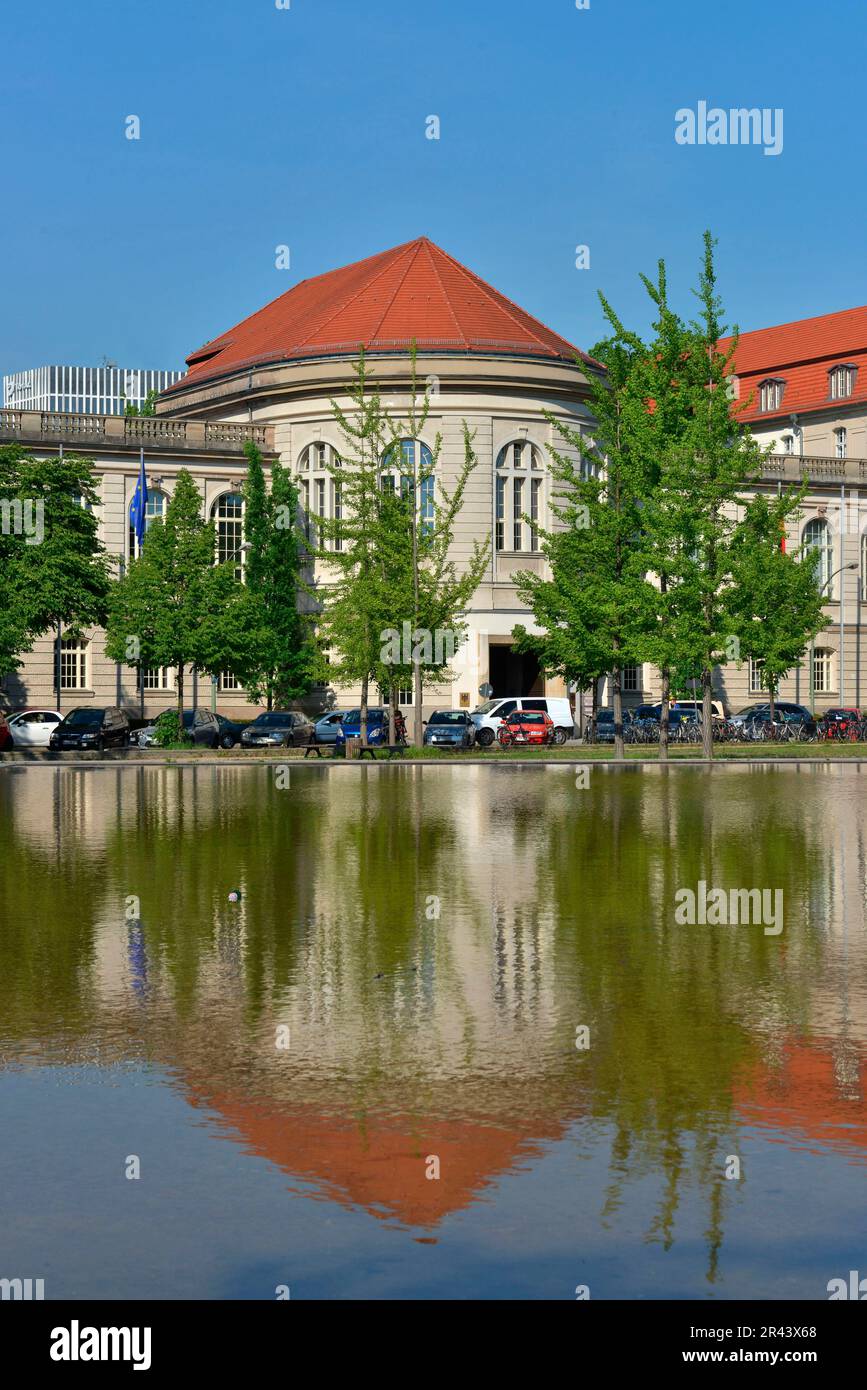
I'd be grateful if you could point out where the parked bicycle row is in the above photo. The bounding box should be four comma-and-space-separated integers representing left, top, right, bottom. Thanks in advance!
583, 702, 867, 745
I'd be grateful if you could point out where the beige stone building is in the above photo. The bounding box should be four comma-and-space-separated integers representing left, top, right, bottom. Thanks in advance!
3, 242, 867, 721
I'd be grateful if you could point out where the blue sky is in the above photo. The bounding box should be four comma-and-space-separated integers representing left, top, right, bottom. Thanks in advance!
2, 0, 864, 380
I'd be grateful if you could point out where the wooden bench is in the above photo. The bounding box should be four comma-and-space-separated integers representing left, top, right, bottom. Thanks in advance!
303, 743, 329, 758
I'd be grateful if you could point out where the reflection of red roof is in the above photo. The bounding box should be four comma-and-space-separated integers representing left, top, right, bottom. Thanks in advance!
720, 305, 867, 423
163, 237, 593, 394
735, 1041, 867, 1161
189, 1090, 571, 1229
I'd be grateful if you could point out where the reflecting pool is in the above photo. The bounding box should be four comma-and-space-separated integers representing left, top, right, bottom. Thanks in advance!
1, 762, 866, 1299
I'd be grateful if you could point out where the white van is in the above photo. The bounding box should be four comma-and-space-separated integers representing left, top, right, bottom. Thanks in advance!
471, 696, 575, 747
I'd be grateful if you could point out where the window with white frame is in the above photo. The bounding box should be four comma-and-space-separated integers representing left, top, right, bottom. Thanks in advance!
298, 442, 341, 549
835, 427, 847, 459
803, 517, 833, 594
379, 439, 435, 537
622, 665, 640, 692
829, 364, 856, 400
60, 638, 88, 690
861, 531, 867, 601
128, 488, 167, 559
218, 671, 241, 691
140, 666, 174, 690
781, 434, 794, 454
495, 440, 543, 552
759, 379, 785, 413
749, 657, 765, 693
211, 492, 244, 579
813, 647, 833, 694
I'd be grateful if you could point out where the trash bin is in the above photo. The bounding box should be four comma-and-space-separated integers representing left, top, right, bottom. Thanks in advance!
346, 736, 362, 759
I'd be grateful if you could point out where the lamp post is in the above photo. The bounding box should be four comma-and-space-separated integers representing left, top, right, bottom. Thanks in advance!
810, 561, 858, 714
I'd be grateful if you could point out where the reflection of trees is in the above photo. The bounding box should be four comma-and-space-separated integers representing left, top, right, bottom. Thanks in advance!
0, 763, 845, 1272
543, 766, 829, 1280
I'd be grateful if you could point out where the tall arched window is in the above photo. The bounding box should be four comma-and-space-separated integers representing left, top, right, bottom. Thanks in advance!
803, 517, 833, 595
128, 488, 167, 559
211, 492, 244, 579
298, 442, 340, 548
380, 439, 435, 535
495, 440, 543, 552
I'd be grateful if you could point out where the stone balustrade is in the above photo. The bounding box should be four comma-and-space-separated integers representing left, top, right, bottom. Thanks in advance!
0, 409, 274, 454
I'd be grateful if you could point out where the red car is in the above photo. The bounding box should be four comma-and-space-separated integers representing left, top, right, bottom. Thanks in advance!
0, 711, 11, 751
496, 710, 556, 747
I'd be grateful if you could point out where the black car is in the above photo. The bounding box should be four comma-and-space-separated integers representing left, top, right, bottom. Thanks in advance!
592, 708, 634, 742
240, 711, 315, 748
214, 713, 249, 749
50, 707, 130, 751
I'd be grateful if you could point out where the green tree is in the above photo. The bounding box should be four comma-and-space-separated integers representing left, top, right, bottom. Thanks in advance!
123, 390, 158, 417
726, 493, 827, 720
242, 442, 317, 709
0, 445, 112, 677
105, 469, 251, 719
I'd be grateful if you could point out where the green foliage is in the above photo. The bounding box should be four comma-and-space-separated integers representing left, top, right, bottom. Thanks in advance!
241, 442, 317, 709
123, 390, 159, 417
0, 444, 112, 675
105, 469, 251, 717
152, 709, 190, 747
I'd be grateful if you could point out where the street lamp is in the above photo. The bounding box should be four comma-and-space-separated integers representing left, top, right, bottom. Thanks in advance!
810, 561, 858, 713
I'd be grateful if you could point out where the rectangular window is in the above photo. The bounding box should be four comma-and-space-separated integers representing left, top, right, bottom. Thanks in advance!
496, 475, 505, 551
333, 480, 342, 552
813, 650, 832, 695
60, 639, 88, 690
830, 366, 855, 400
749, 657, 765, 693
835, 427, 847, 459
513, 476, 524, 551
622, 665, 640, 692
219, 671, 240, 691
760, 380, 784, 412
141, 666, 174, 691
529, 477, 541, 551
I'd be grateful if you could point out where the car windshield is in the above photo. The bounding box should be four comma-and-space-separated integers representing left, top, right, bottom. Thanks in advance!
253, 713, 294, 726
515, 712, 544, 722
597, 710, 614, 722
63, 710, 103, 727
342, 710, 384, 724
430, 712, 465, 724
474, 701, 500, 715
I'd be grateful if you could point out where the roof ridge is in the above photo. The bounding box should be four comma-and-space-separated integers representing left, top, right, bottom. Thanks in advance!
365, 240, 430, 345
292, 241, 417, 353
419, 240, 468, 347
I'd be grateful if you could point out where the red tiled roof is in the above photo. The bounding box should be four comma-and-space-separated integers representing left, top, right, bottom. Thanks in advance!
720, 304, 867, 423
163, 237, 592, 394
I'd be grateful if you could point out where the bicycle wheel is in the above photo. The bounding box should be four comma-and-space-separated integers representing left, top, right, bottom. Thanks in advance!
497, 727, 513, 748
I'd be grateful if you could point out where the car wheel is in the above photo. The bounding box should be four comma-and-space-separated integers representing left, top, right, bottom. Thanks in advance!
220, 734, 234, 749
552, 727, 568, 746
477, 727, 494, 747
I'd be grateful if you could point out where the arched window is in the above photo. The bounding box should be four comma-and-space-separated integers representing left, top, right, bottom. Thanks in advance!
803, 517, 833, 595
298, 442, 340, 549
128, 488, 167, 559
380, 439, 435, 535
495, 440, 543, 552
813, 647, 834, 695
211, 492, 244, 579
759, 378, 785, 413
829, 364, 856, 400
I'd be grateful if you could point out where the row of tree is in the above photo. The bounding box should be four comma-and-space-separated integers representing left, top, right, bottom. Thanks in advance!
513, 233, 828, 760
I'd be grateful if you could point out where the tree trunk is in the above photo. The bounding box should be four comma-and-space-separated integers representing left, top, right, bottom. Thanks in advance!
768, 681, 776, 724
360, 674, 369, 747
389, 684, 397, 745
413, 659, 423, 746
177, 662, 184, 725
659, 667, 670, 763
613, 669, 624, 762
702, 668, 714, 760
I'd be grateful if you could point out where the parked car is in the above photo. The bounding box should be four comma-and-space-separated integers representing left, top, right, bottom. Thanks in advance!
137, 708, 221, 748
334, 708, 387, 748
313, 711, 348, 745
240, 710, 315, 748
592, 708, 634, 743
423, 710, 477, 749
6, 709, 63, 748
496, 709, 555, 746
471, 696, 574, 747
0, 711, 11, 751
732, 702, 816, 733
668, 698, 727, 721
49, 707, 130, 751
214, 713, 249, 748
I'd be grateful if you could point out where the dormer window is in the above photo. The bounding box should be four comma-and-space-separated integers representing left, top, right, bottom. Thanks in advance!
829, 364, 856, 400
759, 378, 785, 413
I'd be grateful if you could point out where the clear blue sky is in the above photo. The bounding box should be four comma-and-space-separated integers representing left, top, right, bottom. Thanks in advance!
2, 0, 864, 380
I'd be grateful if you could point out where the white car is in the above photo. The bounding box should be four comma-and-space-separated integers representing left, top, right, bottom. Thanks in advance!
470, 696, 575, 747
7, 709, 63, 747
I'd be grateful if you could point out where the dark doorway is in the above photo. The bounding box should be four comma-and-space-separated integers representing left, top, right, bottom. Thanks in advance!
489, 644, 542, 697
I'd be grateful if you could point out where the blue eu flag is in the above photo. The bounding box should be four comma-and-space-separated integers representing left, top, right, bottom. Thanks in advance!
130, 449, 148, 549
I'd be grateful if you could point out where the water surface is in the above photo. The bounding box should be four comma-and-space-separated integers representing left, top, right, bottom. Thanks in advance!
1, 762, 865, 1299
